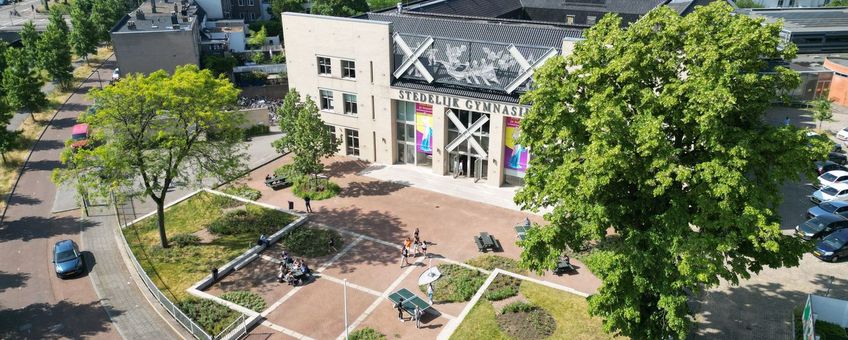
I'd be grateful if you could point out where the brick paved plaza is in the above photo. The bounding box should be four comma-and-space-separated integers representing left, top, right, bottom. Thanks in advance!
214, 155, 603, 339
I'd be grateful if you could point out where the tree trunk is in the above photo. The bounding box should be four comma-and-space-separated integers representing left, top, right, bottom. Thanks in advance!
42, 0, 48, 11
156, 200, 169, 248
29, 111, 35, 122
1, 152, 6, 164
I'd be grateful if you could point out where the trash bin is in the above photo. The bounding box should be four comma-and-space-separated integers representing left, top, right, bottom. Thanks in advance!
288, 201, 294, 210
212, 267, 219, 281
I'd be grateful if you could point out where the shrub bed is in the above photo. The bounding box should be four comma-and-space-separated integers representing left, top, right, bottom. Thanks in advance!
292, 176, 340, 200
171, 233, 201, 248
466, 255, 525, 274
207, 205, 294, 235
177, 297, 240, 335
243, 124, 270, 138
349, 327, 386, 340
420, 264, 486, 303
484, 274, 521, 301
496, 301, 555, 340
220, 291, 267, 312
282, 226, 343, 258
221, 184, 262, 201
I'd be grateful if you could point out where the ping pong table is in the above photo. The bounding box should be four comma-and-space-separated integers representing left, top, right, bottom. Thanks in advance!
388, 288, 431, 321
514, 225, 531, 241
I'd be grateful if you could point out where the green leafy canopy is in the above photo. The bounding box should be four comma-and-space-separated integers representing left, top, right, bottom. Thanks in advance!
515, 3, 827, 339
272, 89, 340, 179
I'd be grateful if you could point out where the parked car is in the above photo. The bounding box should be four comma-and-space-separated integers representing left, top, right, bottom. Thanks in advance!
813, 229, 848, 262
829, 152, 848, 165
807, 201, 848, 220
837, 127, 848, 141
815, 160, 848, 176
812, 182, 848, 204
796, 213, 848, 241
71, 124, 90, 149
52, 240, 84, 278
818, 170, 848, 189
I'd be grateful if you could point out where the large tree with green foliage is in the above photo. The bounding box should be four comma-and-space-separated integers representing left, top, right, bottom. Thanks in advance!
271, 0, 306, 17
272, 89, 340, 182
811, 96, 833, 131
310, 0, 368, 17
248, 26, 267, 48
69, 0, 98, 62
827, 0, 848, 6
39, 9, 74, 90
90, 0, 125, 44
515, 3, 825, 339
53, 65, 246, 248
3, 48, 47, 122
19, 21, 40, 65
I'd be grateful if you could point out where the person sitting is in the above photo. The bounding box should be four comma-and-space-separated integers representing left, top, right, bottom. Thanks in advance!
266, 174, 273, 180
277, 264, 286, 283
284, 255, 294, 266
284, 271, 296, 285
301, 262, 311, 277
257, 234, 270, 247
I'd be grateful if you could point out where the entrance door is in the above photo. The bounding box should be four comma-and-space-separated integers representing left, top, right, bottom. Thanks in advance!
446, 109, 490, 181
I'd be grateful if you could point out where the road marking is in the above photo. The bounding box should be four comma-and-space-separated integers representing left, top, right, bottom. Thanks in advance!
316, 273, 382, 297
261, 320, 314, 340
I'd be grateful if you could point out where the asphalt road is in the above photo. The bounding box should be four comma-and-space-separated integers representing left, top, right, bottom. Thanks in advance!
0, 0, 51, 31
0, 59, 118, 338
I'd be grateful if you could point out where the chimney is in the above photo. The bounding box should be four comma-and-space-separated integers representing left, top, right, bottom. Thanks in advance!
566, 15, 574, 25
171, 11, 178, 25
396, 2, 402, 13
173, 3, 177, 13
127, 21, 136, 29
135, 9, 145, 20
151, 0, 157, 13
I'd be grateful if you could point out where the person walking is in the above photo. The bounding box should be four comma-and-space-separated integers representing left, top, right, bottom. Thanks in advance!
412, 240, 419, 256
403, 237, 412, 253
304, 195, 313, 213
421, 240, 428, 258
400, 246, 410, 268
427, 283, 434, 304
396, 297, 405, 322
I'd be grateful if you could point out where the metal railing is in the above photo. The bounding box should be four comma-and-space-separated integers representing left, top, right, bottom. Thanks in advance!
112, 193, 214, 340
218, 314, 247, 340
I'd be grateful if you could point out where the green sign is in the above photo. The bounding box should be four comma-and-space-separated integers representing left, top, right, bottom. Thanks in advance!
803, 295, 815, 340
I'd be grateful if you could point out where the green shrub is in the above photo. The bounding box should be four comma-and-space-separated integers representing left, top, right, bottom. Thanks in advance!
292, 176, 340, 200
282, 226, 343, 258
244, 124, 270, 138
484, 275, 520, 301
466, 255, 525, 274
207, 205, 295, 236
274, 164, 297, 178
220, 291, 267, 312
270, 52, 286, 64
815, 320, 848, 339
177, 297, 239, 335
170, 233, 201, 248
349, 327, 386, 340
420, 264, 486, 303
222, 184, 262, 201
501, 301, 536, 314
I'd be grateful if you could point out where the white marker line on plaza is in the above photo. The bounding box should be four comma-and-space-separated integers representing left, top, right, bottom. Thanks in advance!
315, 223, 401, 250
259, 254, 281, 264
335, 257, 426, 340
261, 320, 315, 340
317, 273, 382, 297
432, 257, 491, 274
317, 235, 364, 272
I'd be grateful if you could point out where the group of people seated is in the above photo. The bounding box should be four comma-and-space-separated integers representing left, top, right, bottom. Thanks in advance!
277, 251, 311, 286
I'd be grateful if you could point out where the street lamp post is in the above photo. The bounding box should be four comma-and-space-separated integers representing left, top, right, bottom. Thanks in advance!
96, 70, 103, 89
343, 279, 349, 340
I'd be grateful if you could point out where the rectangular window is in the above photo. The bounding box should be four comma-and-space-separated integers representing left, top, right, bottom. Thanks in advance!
317, 57, 331, 75
238, 0, 244, 5
249, 12, 255, 20
320, 90, 334, 111
343, 94, 357, 115
341, 60, 356, 79
326, 124, 336, 144
248, 0, 254, 5
587, 16, 596, 25
345, 129, 360, 156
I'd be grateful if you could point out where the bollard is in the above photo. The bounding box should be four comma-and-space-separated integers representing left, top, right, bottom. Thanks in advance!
288, 201, 294, 210
212, 267, 218, 281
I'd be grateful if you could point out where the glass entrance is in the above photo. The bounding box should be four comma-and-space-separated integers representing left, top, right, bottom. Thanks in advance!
447, 109, 489, 181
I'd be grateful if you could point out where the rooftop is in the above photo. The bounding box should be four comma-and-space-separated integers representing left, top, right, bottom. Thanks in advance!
742, 7, 848, 33
113, 0, 204, 34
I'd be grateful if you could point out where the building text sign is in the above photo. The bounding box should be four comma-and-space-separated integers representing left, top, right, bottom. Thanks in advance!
397, 90, 529, 117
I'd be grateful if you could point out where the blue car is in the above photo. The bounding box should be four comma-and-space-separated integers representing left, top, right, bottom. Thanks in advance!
52, 240, 84, 278
795, 213, 848, 241
814, 229, 848, 262
807, 201, 848, 220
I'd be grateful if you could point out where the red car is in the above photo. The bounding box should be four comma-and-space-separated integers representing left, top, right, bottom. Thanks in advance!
71, 124, 90, 149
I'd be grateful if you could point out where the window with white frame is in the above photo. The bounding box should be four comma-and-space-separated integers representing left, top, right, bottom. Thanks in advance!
317, 57, 331, 75
238, 0, 244, 5
345, 129, 360, 156
319, 90, 334, 111
343, 94, 357, 115
341, 60, 356, 79
248, 0, 254, 5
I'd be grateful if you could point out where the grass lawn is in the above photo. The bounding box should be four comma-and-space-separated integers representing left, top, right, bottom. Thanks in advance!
451, 280, 624, 340
123, 191, 295, 302
0, 46, 112, 211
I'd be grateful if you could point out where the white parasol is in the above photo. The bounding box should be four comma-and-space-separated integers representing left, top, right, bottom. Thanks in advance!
417, 266, 441, 286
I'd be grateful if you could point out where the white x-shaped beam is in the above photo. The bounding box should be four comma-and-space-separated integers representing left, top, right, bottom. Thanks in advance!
504, 46, 558, 94
445, 109, 489, 158
393, 33, 434, 83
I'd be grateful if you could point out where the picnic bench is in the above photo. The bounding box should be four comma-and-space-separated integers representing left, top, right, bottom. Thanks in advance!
474, 232, 499, 252
264, 175, 291, 189
554, 257, 576, 275
388, 288, 431, 324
